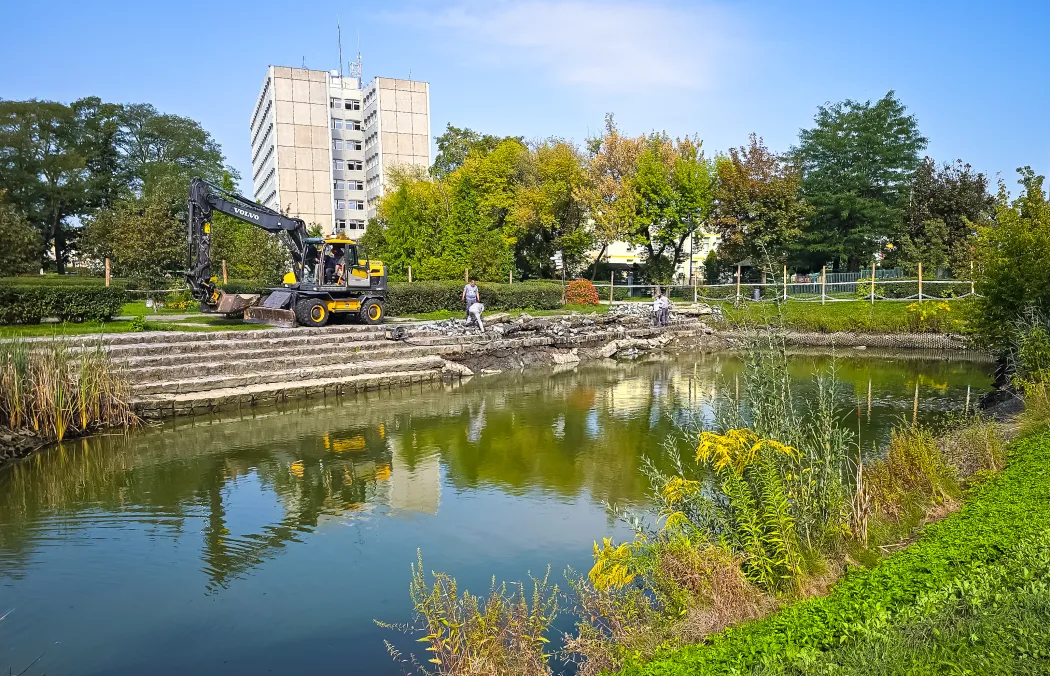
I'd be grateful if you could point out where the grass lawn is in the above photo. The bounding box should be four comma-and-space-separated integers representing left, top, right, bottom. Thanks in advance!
120, 300, 201, 316
0, 316, 270, 338
619, 429, 1050, 676
709, 298, 972, 334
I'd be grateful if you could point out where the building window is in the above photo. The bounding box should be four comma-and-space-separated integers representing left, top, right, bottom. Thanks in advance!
334, 219, 346, 231
348, 220, 365, 230
334, 179, 345, 191
330, 98, 342, 108
335, 199, 346, 210
347, 120, 362, 131
350, 200, 364, 210
333, 159, 344, 171
332, 119, 342, 129
347, 160, 363, 171
344, 99, 361, 111
333, 139, 343, 150
349, 140, 362, 151
347, 180, 363, 191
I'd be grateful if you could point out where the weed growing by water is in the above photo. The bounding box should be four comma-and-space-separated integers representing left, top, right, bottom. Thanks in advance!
0, 336, 135, 442
378, 550, 559, 676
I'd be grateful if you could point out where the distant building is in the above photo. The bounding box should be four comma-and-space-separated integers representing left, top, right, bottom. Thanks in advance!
363, 77, 432, 220
249, 66, 430, 236
601, 232, 721, 282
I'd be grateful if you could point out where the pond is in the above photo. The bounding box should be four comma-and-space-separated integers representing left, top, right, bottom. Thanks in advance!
0, 350, 993, 675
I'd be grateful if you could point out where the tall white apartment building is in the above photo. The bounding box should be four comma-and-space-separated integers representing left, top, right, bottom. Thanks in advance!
249, 66, 430, 235
363, 78, 431, 220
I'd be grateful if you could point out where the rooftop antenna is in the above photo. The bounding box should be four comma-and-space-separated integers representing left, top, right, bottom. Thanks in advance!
349, 32, 363, 87
302, 55, 306, 68
337, 17, 344, 78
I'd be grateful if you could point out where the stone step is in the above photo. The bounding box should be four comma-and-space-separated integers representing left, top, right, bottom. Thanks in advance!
132, 368, 447, 419
132, 355, 447, 395
44, 322, 403, 348
119, 338, 421, 370
102, 329, 398, 358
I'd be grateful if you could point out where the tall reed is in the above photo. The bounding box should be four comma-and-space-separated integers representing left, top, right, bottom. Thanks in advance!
0, 336, 135, 442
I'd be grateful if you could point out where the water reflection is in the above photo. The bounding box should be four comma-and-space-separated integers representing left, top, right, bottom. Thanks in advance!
0, 351, 993, 675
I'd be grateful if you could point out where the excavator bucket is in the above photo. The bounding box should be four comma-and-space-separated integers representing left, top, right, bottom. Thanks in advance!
244, 290, 297, 328
215, 292, 260, 315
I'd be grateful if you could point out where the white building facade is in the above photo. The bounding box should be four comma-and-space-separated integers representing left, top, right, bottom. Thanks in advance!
363, 77, 431, 220
250, 67, 430, 236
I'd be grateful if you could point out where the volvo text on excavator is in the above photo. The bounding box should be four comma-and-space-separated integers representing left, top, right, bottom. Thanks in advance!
184, 177, 387, 328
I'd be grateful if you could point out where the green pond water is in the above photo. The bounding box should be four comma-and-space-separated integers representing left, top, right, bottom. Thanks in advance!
0, 350, 993, 675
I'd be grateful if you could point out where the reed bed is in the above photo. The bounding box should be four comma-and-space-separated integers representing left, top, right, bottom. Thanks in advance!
0, 337, 135, 443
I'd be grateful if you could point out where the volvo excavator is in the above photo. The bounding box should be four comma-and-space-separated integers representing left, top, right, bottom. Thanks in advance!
184, 177, 387, 328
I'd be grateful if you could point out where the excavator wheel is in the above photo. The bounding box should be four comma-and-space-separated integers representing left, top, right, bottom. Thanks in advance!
361, 299, 384, 325
296, 298, 329, 328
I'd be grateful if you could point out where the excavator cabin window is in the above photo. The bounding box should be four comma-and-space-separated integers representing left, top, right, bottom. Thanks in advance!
321, 242, 360, 286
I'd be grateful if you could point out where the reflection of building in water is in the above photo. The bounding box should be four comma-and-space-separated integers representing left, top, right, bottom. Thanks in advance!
385, 434, 441, 515
466, 399, 487, 444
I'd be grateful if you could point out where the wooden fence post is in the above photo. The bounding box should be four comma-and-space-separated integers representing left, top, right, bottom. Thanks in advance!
918, 262, 923, 302
104, 258, 110, 288
465, 268, 469, 283
736, 265, 741, 300
408, 266, 412, 283
970, 260, 975, 297
610, 271, 615, 305
221, 259, 228, 284
693, 271, 698, 304
821, 266, 826, 305
783, 264, 788, 301
509, 269, 512, 284
871, 262, 876, 306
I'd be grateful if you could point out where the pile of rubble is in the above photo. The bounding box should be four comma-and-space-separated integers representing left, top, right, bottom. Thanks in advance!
610, 301, 719, 323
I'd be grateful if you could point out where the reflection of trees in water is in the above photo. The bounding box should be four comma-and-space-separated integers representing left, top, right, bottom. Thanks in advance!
0, 420, 393, 589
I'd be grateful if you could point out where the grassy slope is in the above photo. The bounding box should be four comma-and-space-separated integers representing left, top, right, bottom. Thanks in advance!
0, 317, 269, 337
710, 299, 972, 334
618, 430, 1050, 676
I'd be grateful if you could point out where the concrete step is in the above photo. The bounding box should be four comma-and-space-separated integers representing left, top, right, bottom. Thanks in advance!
103, 329, 395, 358
132, 355, 447, 395
132, 368, 446, 419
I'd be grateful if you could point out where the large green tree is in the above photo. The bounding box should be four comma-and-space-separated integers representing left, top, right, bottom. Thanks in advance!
430, 123, 524, 178
794, 92, 927, 272
631, 135, 715, 283
509, 141, 591, 278
892, 157, 994, 275
210, 172, 288, 283
711, 134, 807, 276
0, 98, 123, 272
973, 167, 1050, 348
579, 114, 640, 276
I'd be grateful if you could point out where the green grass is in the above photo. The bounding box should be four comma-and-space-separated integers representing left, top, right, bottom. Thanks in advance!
0, 317, 269, 337
617, 429, 1050, 676
709, 299, 972, 334
120, 300, 200, 316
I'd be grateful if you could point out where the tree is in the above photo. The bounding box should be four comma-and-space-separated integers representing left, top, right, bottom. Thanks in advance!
509, 140, 591, 278
794, 92, 927, 271
116, 103, 231, 195
892, 157, 994, 274
0, 191, 41, 274
972, 167, 1050, 348
630, 135, 714, 283
79, 174, 185, 283
579, 114, 640, 277
0, 98, 122, 272
431, 123, 524, 178
711, 134, 807, 277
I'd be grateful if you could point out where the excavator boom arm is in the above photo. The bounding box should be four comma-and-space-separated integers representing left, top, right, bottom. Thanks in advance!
185, 177, 309, 308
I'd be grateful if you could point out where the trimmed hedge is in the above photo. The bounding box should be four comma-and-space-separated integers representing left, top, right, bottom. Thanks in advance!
0, 284, 129, 324
385, 281, 563, 315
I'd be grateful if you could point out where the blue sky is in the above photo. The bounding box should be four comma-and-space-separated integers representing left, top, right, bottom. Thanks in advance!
2, 0, 1047, 194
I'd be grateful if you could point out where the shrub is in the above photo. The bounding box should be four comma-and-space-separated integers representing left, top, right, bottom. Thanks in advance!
0, 284, 128, 324
566, 279, 600, 306
379, 551, 558, 676
385, 281, 563, 315
865, 426, 959, 523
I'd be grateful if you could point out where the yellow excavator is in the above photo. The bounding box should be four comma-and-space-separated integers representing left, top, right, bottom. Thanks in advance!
184, 177, 387, 327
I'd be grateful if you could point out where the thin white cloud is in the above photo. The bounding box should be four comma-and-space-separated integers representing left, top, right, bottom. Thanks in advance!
389, 1, 745, 95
